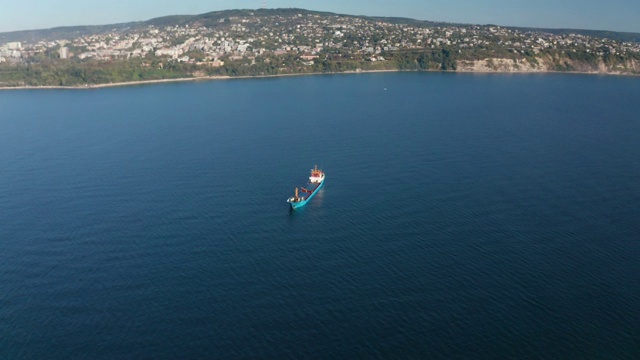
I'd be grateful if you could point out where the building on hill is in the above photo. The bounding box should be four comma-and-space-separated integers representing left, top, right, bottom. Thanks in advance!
59, 47, 69, 59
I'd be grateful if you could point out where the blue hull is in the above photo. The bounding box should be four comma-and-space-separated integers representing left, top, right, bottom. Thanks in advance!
290, 179, 324, 209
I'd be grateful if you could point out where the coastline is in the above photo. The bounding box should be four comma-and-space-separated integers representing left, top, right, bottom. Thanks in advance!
0, 68, 637, 90
0, 70, 397, 90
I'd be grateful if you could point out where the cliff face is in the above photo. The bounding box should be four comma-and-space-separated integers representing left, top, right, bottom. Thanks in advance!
457, 56, 640, 75
457, 58, 545, 73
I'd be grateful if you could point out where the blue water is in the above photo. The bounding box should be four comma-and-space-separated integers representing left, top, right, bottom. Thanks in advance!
1, 73, 639, 359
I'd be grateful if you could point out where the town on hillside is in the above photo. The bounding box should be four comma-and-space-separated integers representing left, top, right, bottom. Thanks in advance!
1, 10, 639, 85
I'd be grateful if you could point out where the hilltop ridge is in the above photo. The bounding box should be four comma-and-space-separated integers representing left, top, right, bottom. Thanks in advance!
2, 8, 639, 43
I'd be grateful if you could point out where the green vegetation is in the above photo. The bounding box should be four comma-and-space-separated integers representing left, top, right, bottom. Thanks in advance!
383, 48, 456, 70
0, 50, 455, 87
3, 45, 640, 87
0, 58, 196, 87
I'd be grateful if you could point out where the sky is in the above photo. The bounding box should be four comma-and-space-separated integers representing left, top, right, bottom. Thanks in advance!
1, 0, 639, 34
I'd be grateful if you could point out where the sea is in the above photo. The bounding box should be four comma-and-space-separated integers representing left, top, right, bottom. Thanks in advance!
1, 73, 639, 359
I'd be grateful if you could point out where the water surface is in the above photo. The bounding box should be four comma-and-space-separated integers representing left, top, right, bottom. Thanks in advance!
1, 73, 639, 359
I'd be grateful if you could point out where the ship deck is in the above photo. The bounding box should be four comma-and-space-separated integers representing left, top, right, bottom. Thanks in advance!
298, 180, 321, 197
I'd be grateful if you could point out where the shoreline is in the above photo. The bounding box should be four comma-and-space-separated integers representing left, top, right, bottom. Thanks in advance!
0, 69, 400, 90
0, 69, 637, 90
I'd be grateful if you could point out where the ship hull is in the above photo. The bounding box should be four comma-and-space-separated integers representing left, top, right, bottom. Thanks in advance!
289, 179, 324, 209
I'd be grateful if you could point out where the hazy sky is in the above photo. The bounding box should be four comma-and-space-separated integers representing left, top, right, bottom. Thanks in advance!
1, 0, 639, 33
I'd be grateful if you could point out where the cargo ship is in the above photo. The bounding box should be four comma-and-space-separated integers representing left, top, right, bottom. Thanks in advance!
287, 165, 325, 209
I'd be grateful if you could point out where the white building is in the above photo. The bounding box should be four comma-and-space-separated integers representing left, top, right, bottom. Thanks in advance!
155, 48, 183, 57
59, 47, 69, 59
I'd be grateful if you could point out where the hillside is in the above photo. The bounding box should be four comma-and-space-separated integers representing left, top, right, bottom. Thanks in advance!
1, 8, 639, 87
2, 8, 639, 44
